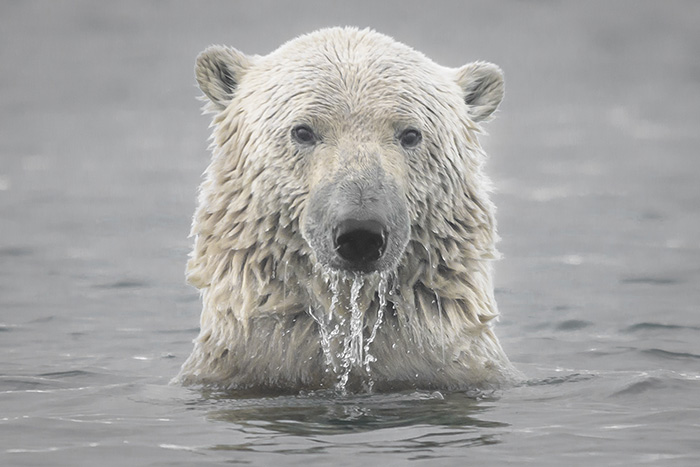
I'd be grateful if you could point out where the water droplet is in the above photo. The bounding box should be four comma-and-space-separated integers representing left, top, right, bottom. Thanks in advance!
308, 268, 396, 393
434, 290, 446, 364
364, 274, 388, 373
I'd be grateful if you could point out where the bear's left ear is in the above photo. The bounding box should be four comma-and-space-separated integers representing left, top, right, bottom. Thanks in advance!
195, 45, 253, 111
455, 61, 504, 123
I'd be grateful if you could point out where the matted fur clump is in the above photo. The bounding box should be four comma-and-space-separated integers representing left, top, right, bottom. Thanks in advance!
175, 27, 518, 393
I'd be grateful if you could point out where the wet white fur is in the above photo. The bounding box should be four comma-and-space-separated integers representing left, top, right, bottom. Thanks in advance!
175, 27, 518, 392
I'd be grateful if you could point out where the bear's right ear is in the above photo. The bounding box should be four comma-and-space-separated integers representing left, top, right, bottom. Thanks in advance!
195, 45, 253, 111
455, 61, 504, 123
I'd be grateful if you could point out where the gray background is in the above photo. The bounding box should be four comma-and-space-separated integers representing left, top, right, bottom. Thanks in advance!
1, 1, 699, 465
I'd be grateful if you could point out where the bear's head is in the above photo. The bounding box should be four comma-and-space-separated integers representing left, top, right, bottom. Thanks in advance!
192, 27, 503, 280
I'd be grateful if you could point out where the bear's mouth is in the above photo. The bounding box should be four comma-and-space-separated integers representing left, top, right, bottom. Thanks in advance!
333, 219, 387, 272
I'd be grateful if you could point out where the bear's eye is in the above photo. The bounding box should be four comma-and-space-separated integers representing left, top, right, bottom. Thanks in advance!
291, 124, 318, 145
399, 128, 422, 148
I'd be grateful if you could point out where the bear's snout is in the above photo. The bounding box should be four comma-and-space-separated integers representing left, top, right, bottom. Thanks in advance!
333, 218, 387, 269
303, 167, 409, 274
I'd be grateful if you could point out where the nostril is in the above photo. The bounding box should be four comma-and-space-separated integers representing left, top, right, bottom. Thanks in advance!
333, 219, 387, 266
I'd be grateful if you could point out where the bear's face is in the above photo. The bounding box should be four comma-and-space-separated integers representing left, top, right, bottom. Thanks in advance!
299, 127, 412, 273
194, 28, 504, 275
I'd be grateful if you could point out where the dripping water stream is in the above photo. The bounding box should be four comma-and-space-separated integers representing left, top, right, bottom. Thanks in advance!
308, 271, 392, 392
434, 290, 446, 364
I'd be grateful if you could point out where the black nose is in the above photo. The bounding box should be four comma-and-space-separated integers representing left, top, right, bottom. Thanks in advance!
333, 219, 387, 268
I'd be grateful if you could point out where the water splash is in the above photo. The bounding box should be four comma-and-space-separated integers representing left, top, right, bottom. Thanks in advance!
337, 274, 365, 391
348, 275, 365, 365
308, 274, 342, 373
307, 270, 393, 393
363, 273, 390, 393
434, 290, 446, 364
364, 273, 389, 373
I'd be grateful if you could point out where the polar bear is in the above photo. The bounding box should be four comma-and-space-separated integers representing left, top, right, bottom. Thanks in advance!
176, 27, 517, 393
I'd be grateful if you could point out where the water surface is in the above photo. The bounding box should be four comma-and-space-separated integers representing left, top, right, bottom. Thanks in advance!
1, 1, 699, 465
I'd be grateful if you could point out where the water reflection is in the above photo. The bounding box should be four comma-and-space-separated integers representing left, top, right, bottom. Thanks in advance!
204, 390, 508, 436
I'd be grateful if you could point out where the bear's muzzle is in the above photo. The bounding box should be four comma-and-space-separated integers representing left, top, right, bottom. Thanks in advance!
303, 165, 409, 274
333, 218, 387, 270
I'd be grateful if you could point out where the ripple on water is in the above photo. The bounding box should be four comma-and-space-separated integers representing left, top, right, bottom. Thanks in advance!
623, 322, 700, 333
204, 390, 507, 436
609, 370, 700, 400
0, 370, 101, 392
524, 373, 597, 387
37, 370, 96, 379
0, 246, 33, 257
642, 348, 700, 361
611, 376, 668, 397
620, 276, 681, 285
0, 323, 19, 332
93, 279, 150, 289
554, 319, 593, 331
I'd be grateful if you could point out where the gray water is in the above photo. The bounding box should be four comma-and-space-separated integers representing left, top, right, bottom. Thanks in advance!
1, 1, 699, 465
